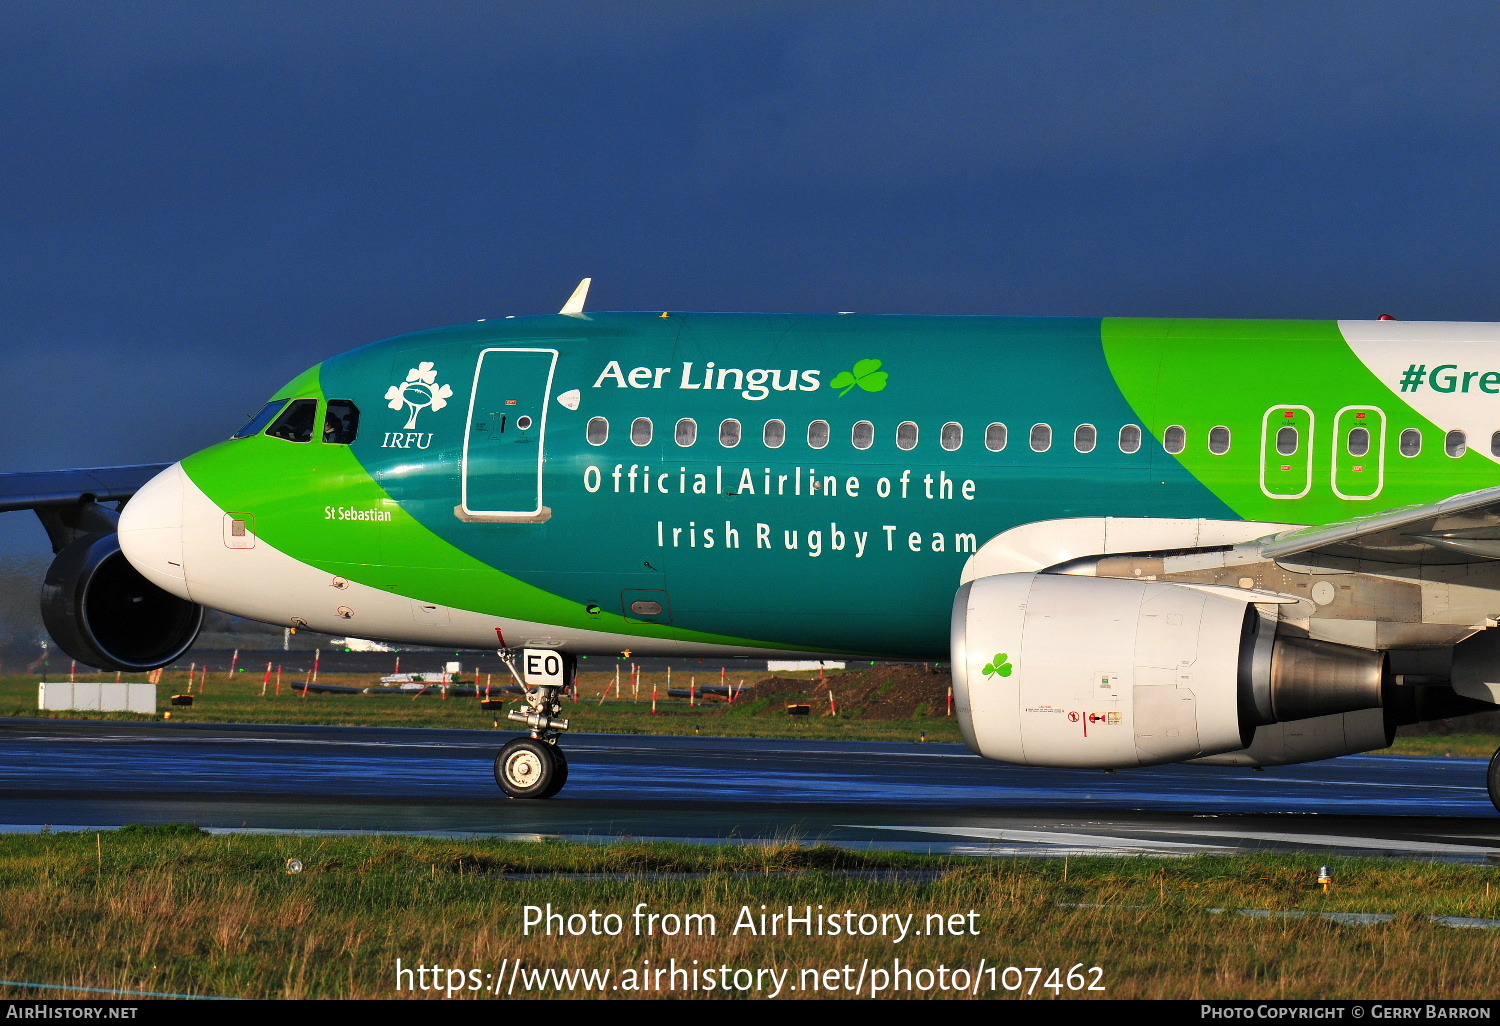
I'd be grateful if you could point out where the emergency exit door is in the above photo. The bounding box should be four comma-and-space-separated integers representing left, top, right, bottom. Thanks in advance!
459, 348, 558, 521
1331, 406, 1385, 500
1260, 405, 1314, 499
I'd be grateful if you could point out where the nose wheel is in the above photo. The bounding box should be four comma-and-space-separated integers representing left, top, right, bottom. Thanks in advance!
495, 737, 569, 799
493, 647, 575, 799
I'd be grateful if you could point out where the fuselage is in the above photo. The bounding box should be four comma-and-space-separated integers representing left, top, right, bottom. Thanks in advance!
117, 313, 1500, 659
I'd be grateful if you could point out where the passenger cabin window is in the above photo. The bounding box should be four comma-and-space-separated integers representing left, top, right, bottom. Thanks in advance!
1163, 425, 1186, 454
941, 422, 963, 451
1400, 428, 1422, 457
234, 399, 289, 439
1491, 431, 1500, 458
1275, 426, 1298, 456
675, 418, 697, 447
808, 420, 830, 449
630, 417, 653, 446
1209, 425, 1231, 455
1347, 426, 1370, 458
896, 421, 919, 450
1119, 424, 1142, 453
1446, 429, 1467, 458
764, 420, 786, 449
586, 417, 609, 445
719, 419, 742, 447
1030, 423, 1052, 452
266, 399, 318, 443
852, 421, 874, 450
985, 423, 1007, 451
323, 400, 360, 444
1074, 424, 1096, 453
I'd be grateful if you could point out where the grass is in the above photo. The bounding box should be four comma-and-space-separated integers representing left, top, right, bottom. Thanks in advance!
4, 670, 1495, 755
2, 671, 966, 744
1380, 733, 1500, 759
0, 831, 1494, 1000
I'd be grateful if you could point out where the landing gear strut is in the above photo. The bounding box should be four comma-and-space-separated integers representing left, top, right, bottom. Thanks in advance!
493, 649, 574, 799
1488, 748, 1500, 815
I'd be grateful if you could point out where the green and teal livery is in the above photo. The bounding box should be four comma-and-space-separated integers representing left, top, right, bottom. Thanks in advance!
123, 311, 1500, 659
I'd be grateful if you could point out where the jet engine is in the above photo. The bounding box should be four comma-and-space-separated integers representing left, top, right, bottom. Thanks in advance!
40, 532, 203, 672
951, 572, 1388, 768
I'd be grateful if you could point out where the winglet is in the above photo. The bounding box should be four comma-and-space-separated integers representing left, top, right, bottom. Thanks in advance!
560, 278, 591, 316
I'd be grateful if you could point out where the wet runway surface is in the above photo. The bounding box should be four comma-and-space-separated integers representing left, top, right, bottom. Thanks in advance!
1, 718, 1496, 859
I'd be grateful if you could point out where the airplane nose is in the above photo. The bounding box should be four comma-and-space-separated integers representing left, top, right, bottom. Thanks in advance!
117, 462, 190, 599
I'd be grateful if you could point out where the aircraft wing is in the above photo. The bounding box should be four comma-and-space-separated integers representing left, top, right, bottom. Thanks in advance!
1260, 484, 1500, 565
0, 465, 169, 514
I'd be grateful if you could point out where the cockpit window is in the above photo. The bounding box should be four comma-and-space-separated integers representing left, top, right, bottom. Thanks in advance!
265, 398, 319, 443
233, 400, 289, 439
323, 400, 360, 444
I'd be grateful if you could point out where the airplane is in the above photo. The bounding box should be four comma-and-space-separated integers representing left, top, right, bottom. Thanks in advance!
6, 280, 1500, 807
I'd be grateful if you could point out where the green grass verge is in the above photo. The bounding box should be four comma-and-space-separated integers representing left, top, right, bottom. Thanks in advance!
1, 672, 965, 744
0, 831, 1495, 1000
1382, 733, 1500, 759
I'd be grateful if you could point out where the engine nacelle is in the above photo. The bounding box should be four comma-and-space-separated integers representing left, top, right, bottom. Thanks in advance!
952, 572, 1388, 768
1190, 709, 1393, 767
40, 532, 203, 672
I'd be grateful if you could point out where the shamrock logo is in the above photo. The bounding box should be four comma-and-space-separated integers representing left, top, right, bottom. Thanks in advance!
385, 362, 454, 429
829, 358, 889, 396
981, 653, 1013, 679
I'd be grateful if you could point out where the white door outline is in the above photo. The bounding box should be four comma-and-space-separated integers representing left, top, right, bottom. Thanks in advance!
1331, 405, 1386, 501
1259, 405, 1315, 500
457, 347, 558, 523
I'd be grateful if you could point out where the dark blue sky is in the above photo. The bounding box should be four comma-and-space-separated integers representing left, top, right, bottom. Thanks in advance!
4, 1, 1500, 555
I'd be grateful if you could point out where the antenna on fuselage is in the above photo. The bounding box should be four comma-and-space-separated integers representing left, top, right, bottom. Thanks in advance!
560, 278, 591, 316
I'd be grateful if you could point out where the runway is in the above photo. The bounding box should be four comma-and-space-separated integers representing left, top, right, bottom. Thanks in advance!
1, 717, 1496, 860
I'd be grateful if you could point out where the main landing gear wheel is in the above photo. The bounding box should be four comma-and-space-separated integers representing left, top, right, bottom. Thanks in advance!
1488, 748, 1500, 815
495, 737, 569, 799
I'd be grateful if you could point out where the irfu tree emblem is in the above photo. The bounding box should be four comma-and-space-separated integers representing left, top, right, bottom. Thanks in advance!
385, 362, 454, 429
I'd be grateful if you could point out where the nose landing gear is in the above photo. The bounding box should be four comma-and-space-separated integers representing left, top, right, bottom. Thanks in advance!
493, 649, 573, 799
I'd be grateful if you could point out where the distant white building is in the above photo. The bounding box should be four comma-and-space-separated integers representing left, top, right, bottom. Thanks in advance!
337, 637, 395, 653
